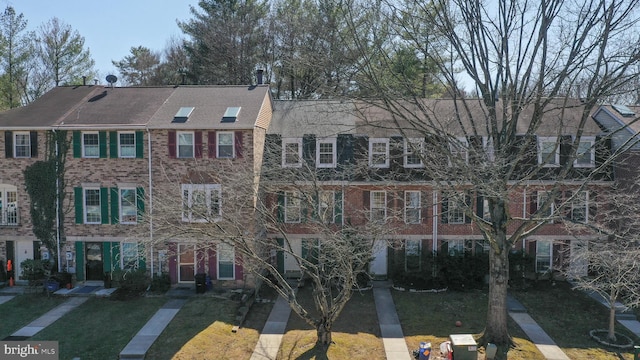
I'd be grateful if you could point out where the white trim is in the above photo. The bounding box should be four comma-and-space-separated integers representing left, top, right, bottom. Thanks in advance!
178, 244, 196, 283
217, 243, 235, 280
282, 138, 303, 167
369, 138, 389, 168
284, 190, 301, 223
404, 190, 421, 224
404, 138, 424, 168
119, 187, 138, 224
13, 131, 31, 158
538, 136, 560, 167
217, 131, 235, 158
181, 184, 222, 223
316, 137, 337, 168
82, 131, 100, 158
370, 190, 387, 223
573, 136, 595, 168
176, 131, 195, 158
83, 187, 101, 224
118, 131, 136, 158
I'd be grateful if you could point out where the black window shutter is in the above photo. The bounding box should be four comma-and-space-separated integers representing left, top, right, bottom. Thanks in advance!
30, 131, 38, 158
476, 194, 484, 218
441, 193, 449, 224
465, 194, 472, 223
5, 131, 13, 158
302, 134, 316, 167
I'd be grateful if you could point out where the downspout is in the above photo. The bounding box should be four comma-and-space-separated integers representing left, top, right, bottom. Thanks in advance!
432, 191, 438, 253
147, 127, 154, 278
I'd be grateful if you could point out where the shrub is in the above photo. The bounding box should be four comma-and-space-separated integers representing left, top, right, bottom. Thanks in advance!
150, 273, 171, 293
112, 269, 150, 294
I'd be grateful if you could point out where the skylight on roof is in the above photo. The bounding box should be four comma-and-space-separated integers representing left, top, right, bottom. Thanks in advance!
173, 107, 195, 123
222, 107, 241, 122
612, 104, 635, 117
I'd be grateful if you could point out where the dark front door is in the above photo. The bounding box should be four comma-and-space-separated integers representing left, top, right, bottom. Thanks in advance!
85, 242, 103, 281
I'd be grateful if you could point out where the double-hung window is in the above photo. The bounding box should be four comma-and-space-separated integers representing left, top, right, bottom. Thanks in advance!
369, 138, 389, 168
574, 137, 595, 167
535, 240, 552, 273
405, 239, 421, 271
571, 191, 588, 223
443, 192, 469, 224
537, 191, 554, 219
217, 243, 235, 279
370, 191, 386, 223
13, 132, 31, 158
217, 132, 234, 158
119, 188, 138, 224
83, 132, 100, 158
282, 138, 302, 167
177, 132, 194, 158
449, 137, 469, 165
84, 188, 101, 224
318, 190, 335, 223
404, 138, 424, 167
118, 132, 136, 158
122, 242, 139, 270
538, 137, 559, 167
316, 138, 336, 168
404, 191, 421, 224
181, 184, 221, 222
284, 191, 301, 223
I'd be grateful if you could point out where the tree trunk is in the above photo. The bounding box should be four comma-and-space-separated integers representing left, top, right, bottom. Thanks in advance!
483, 240, 511, 346
316, 317, 332, 346
608, 293, 617, 342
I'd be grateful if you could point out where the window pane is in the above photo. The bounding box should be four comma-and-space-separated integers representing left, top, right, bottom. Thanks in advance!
541, 141, 557, 164
371, 191, 386, 222
122, 243, 138, 270
576, 141, 592, 165
405, 191, 421, 224
120, 189, 137, 223
14, 134, 30, 157
218, 243, 234, 279
85, 189, 101, 223
119, 133, 136, 157
83, 134, 99, 157
318, 191, 334, 223
285, 143, 300, 164
285, 191, 301, 223
318, 142, 334, 165
218, 133, 234, 158
178, 133, 194, 158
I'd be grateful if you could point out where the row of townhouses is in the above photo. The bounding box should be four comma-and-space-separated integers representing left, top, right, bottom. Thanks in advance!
0, 83, 638, 287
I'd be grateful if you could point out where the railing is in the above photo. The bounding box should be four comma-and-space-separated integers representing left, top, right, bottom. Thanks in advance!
0, 209, 19, 226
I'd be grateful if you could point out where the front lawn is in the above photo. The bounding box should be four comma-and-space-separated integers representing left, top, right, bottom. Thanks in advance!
512, 281, 639, 360
393, 289, 544, 360
30, 296, 166, 359
0, 293, 66, 340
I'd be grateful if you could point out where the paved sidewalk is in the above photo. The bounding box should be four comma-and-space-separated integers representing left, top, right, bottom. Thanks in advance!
9, 297, 88, 339
581, 289, 640, 338
250, 293, 293, 360
507, 295, 570, 360
0, 295, 14, 305
373, 281, 412, 360
119, 298, 186, 360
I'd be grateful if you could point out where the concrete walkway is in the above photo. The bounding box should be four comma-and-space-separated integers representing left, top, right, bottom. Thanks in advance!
119, 298, 186, 360
250, 293, 293, 360
507, 295, 570, 360
0, 295, 15, 305
373, 282, 412, 360
581, 289, 640, 338
9, 297, 88, 338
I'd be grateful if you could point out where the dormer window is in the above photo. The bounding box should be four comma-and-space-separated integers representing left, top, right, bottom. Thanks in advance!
369, 138, 389, 168
574, 137, 595, 168
222, 107, 241, 122
538, 137, 559, 167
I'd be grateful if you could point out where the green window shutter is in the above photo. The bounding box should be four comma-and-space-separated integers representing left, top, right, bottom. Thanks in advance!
72, 131, 81, 158
109, 131, 118, 158
335, 191, 343, 224
100, 188, 109, 224
103, 242, 112, 273
74, 187, 84, 224
75, 242, 85, 281
135, 131, 144, 158
99, 131, 108, 158
110, 187, 119, 224
138, 242, 146, 270
136, 187, 145, 215
112, 242, 121, 270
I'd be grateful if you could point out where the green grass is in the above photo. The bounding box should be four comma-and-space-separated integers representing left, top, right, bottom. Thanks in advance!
278, 287, 385, 360
393, 289, 545, 359
512, 281, 639, 360
31, 296, 166, 359
146, 296, 267, 360
0, 293, 66, 340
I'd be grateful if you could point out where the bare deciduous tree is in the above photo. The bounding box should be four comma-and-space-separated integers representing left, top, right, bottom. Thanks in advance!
347, 0, 640, 353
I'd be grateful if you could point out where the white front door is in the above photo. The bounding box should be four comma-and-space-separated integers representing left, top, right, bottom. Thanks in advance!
369, 240, 388, 278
